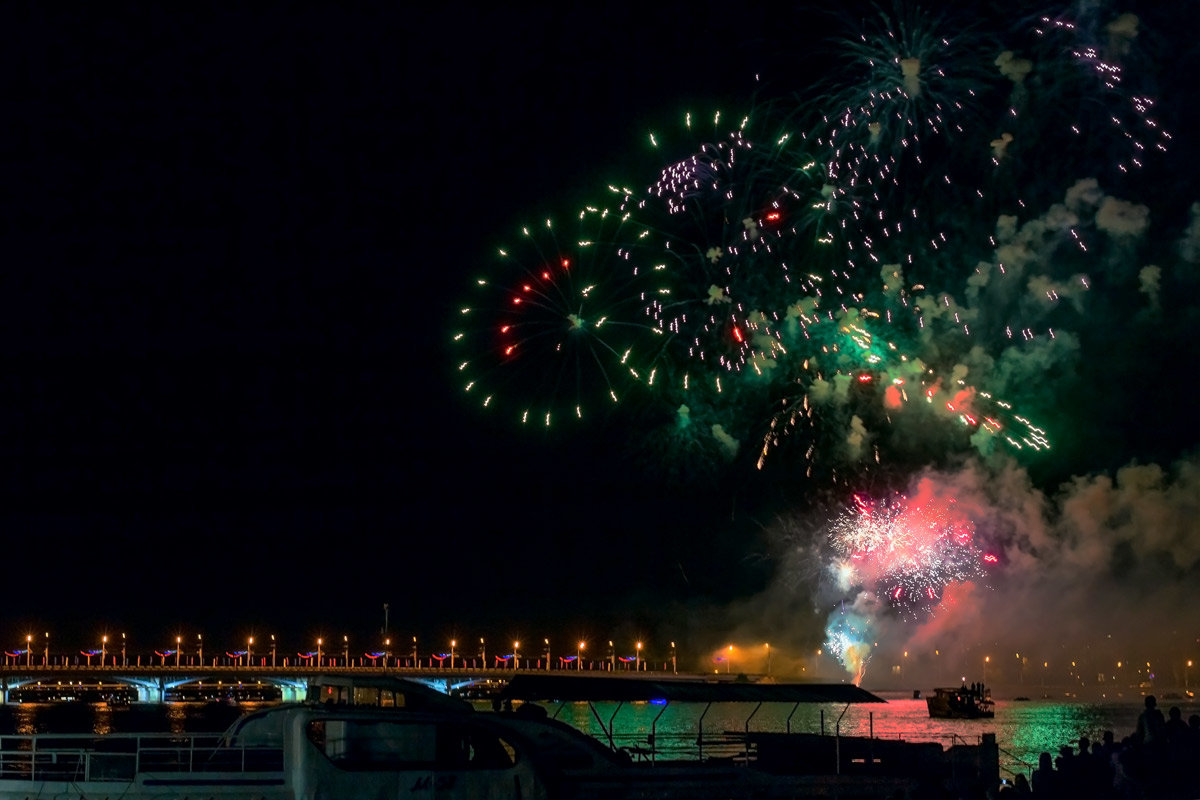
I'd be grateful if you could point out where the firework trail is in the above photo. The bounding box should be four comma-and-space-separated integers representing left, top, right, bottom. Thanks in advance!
452, 208, 666, 426
610, 108, 811, 395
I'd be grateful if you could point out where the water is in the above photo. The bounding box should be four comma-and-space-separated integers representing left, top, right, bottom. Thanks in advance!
4, 695, 1197, 782
495, 692, 1200, 780
0, 701, 263, 737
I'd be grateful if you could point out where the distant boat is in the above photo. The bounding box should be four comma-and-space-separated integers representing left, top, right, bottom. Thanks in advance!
926, 686, 995, 719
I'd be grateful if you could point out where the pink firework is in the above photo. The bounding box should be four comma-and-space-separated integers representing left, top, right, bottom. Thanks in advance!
829, 481, 991, 614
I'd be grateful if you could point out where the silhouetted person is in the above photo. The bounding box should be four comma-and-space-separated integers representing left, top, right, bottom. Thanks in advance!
1164, 705, 1188, 744
1031, 751, 1057, 796
1135, 694, 1165, 747
1164, 706, 1190, 796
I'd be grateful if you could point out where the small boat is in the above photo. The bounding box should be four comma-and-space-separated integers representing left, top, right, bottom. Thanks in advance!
926, 685, 995, 718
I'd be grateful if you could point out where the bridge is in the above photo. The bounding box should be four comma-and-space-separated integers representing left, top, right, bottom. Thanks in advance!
0, 664, 691, 704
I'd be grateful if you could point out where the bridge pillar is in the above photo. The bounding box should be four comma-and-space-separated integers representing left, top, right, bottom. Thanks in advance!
278, 683, 305, 703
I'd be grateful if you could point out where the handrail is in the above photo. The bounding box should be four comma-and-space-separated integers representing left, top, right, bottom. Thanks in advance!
0, 731, 283, 782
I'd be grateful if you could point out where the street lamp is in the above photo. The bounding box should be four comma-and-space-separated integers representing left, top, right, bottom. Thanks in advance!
101, 635, 107, 666
726, 644, 733, 674
44, 632, 49, 666
544, 639, 550, 671
271, 635, 277, 668
342, 636, 349, 667
636, 641, 643, 672
671, 642, 677, 675
577, 641, 585, 671
197, 634, 203, 667
25, 635, 31, 667
121, 633, 127, 667
609, 641, 614, 672
513, 641, 520, 670
176, 636, 182, 667
984, 655, 990, 685
479, 638, 486, 670
317, 638, 323, 666
1187, 660, 1193, 693
248, 637, 254, 667
384, 639, 391, 668
412, 636, 418, 668
450, 640, 456, 669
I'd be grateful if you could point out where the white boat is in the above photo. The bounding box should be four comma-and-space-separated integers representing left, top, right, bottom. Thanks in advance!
0, 675, 1000, 799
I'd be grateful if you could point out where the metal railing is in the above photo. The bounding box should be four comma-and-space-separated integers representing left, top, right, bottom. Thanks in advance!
0, 732, 283, 782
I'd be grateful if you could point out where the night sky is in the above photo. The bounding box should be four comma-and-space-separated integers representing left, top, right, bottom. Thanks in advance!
4, 3, 1198, 677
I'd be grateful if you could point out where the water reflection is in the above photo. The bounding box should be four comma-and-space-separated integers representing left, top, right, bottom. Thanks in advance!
92, 703, 112, 735
482, 695, 1195, 779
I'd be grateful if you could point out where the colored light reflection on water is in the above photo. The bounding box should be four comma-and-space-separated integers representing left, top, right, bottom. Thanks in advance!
492, 694, 1196, 780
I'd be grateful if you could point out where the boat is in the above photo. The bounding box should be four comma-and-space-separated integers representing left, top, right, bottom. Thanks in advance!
0, 674, 1000, 799
926, 685, 995, 719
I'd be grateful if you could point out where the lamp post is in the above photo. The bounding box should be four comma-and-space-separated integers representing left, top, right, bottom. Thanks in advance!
271, 635, 277, 667
248, 637, 254, 667
197, 634, 204, 667
449, 640, 456, 670
609, 641, 614, 672
25, 635, 31, 667
577, 641, 585, 671
984, 655, 990, 685
101, 635, 107, 667
384, 639, 390, 669
1187, 660, 1193, 693
671, 642, 677, 675
176, 637, 182, 667
544, 639, 550, 671
412, 637, 418, 668
636, 641, 643, 672
121, 633, 127, 667
479, 638, 486, 670
342, 636, 349, 667
726, 644, 733, 674
44, 632, 49, 666
317, 638, 323, 667
512, 641, 519, 670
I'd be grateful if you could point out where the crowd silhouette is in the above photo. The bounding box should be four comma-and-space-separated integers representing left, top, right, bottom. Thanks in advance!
999, 695, 1200, 799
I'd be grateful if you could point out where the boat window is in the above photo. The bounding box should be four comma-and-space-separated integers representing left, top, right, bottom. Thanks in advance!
228, 713, 285, 747
353, 687, 381, 706
438, 724, 516, 770
317, 685, 351, 705
305, 720, 515, 771
310, 719, 437, 770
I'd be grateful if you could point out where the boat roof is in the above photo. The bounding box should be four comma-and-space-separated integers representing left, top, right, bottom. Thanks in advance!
498, 674, 885, 704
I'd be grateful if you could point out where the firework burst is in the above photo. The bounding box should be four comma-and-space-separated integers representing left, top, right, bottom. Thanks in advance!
452, 208, 665, 426
828, 486, 991, 617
